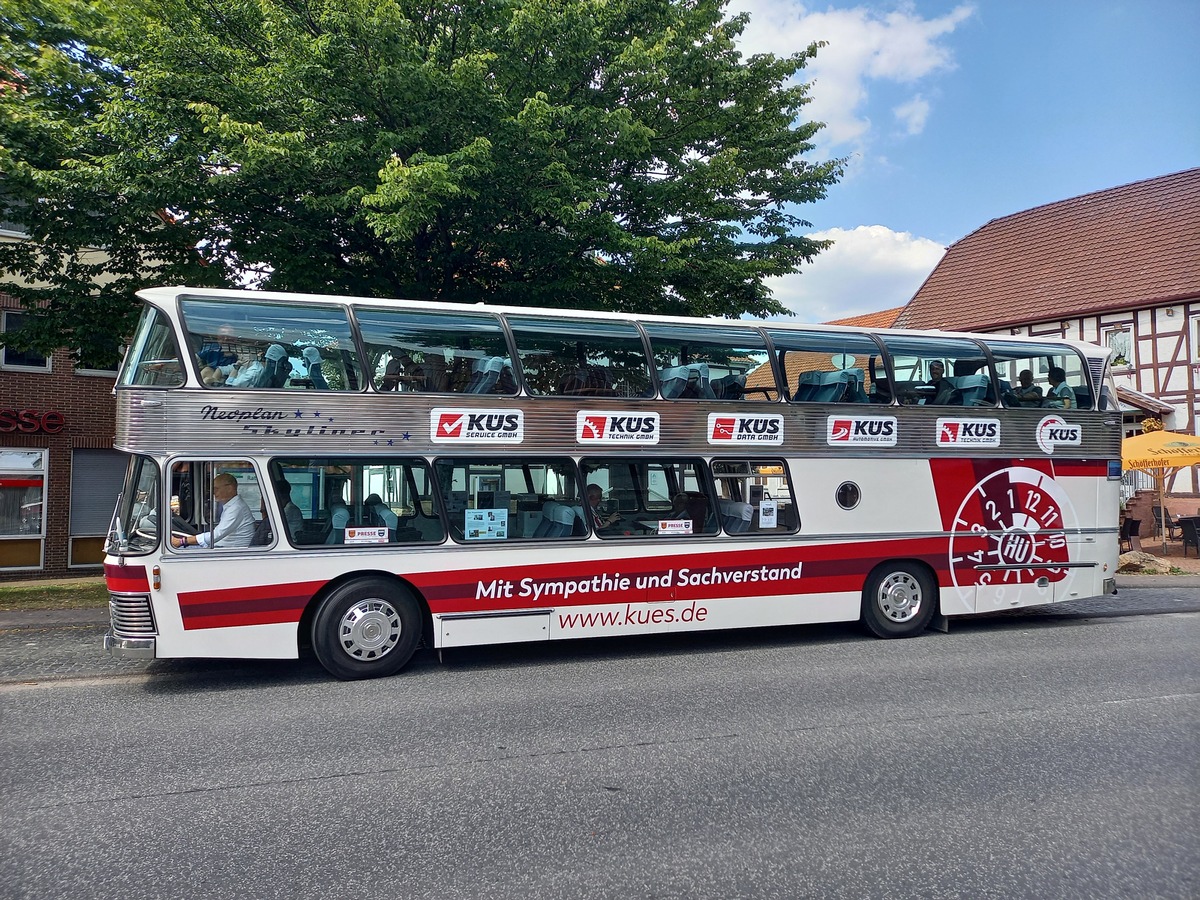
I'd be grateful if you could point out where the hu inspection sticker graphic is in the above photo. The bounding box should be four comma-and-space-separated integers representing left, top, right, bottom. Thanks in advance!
827, 415, 897, 446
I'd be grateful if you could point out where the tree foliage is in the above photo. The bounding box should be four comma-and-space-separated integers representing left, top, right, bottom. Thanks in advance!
1, 0, 840, 364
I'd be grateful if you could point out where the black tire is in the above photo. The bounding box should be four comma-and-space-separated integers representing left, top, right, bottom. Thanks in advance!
311, 577, 422, 680
861, 561, 936, 638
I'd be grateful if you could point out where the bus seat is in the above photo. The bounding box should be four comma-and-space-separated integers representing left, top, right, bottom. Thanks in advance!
534, 501, 576, 538
870, 377, 893, 403
659, 366, 689, 398
718, 499, 753, 533
794, 370, 822, 402
712, 373, 746, 400
252, 345, 292, 389
949, 373, 990, 406
684, 363, 715, 399
466, 357, 503, 393
839, 368, 868, 403
249, 517, 273, 546
1073, 385, 1092, 409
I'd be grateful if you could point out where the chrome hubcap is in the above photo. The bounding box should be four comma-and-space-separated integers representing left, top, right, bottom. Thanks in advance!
877, 572, 923, 623
338, 599, 402, 660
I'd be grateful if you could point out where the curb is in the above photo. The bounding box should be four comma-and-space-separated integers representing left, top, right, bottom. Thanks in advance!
0, 607, 110, 629
1115, 574, 1200, 588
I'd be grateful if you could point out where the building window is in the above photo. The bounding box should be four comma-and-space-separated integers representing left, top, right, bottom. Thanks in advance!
1101, 324, 1133, 369
69, 449, 127, 566
0, 449, 46, 570
1, 311, 50, 371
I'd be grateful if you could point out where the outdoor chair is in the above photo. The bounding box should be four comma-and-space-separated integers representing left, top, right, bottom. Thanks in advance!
1180, 517, 1199, 558
1119, 517, 1141, 553
1152, 507, 1180, 541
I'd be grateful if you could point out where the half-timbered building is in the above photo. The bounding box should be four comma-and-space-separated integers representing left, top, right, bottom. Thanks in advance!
895, 168, 1200, 490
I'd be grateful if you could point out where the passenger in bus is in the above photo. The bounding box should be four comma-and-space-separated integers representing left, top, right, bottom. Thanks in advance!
302, 347, 330, 390
380, 352, 426, 392
920, 361, 953, 405
1043, 366, 1073, 409
1004, 369, 1043, 407
171, 473, 256, 548
276, 481, 304, 540
586, 484, 621, 532
212, 345, 269, 388
379, 357, 402, 391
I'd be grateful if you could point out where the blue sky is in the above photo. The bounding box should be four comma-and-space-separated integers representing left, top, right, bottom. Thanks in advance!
729, 0, 1200, 322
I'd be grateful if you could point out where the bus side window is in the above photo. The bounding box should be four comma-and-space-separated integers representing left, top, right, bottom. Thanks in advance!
710, 460, 799, 535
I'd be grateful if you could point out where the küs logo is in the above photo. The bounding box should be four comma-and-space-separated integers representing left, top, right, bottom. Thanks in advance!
827, 416, 897, 446
575, 411, 660, 443
431, 407, 524, 443
707, 413, 784, 444
1036, 415, 1081, 454
936, 418, 1001, 448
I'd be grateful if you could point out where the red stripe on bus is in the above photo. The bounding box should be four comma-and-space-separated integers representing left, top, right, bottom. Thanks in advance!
105, 563, 150, 593
415, 538, 950, 614
174, 539, 953, 630
178, 582, 324, 630
1051, 460, 1109, 477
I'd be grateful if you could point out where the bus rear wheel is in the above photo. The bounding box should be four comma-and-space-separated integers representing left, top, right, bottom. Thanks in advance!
861, 562, 936, 638
311, 578, 422, 680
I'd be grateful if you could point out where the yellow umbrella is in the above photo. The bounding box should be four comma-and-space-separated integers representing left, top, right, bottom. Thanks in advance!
1122, 431, 1200, 552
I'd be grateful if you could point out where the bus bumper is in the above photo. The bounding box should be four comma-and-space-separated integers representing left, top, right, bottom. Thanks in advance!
105, 631, 156, 659
1104, 576, 1117, 595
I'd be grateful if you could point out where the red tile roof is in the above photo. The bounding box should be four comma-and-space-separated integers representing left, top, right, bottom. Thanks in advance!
895, 168, 1200, 331
824, 306, 904, 329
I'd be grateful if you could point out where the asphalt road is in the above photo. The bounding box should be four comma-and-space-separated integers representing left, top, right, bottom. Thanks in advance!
1, 586, 1197, 900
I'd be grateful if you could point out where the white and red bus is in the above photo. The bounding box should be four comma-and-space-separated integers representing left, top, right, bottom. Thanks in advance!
104, 286, 1122, 679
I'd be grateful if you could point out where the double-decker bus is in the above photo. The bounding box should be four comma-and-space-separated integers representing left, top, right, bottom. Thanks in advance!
104, 286, 1122, 679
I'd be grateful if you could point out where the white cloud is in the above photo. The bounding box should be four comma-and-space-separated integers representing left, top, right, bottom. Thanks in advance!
893, 94, 930, 135
730, 2, 975, 153
762, 225, 945, 322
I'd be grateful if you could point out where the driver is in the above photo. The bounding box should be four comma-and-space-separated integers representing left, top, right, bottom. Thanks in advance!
172, 473, 256, 548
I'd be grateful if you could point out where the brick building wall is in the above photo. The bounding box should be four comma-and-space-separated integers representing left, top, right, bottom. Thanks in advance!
0, 291, 120, 580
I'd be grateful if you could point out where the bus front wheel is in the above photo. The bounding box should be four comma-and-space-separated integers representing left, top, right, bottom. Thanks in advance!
861, 562, 936, 638
311, 577, 422, 680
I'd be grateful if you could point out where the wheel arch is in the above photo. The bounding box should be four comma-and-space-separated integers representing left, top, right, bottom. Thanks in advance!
860, 556, 941, 638
298, 569, 433, 655
864, 557, 942, 610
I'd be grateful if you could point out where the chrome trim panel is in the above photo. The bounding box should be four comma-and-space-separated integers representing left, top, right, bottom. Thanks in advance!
114, 388, 1124, 458
974, 561, 1098, 571
109, 593, 156, 635
104, 632, 156, 659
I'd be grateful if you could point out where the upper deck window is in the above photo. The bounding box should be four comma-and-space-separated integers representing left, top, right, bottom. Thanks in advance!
354, 306, 516, 395
180, 298, 362, 391
117, 304, 184, 387
766, 329, 886, 404
876, 334, 995, 407
642, 323, 773, 401
982, 340, 1094, 410
504, 315, 653, 398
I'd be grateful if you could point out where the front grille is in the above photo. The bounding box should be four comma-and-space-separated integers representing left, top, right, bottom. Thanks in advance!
110, 593, 156, 636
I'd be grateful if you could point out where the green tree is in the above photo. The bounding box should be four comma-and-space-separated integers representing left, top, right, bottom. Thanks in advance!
1, 0, 839, 363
